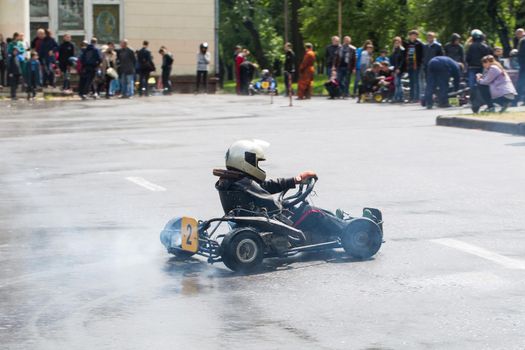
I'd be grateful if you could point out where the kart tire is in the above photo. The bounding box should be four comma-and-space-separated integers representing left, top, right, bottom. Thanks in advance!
168, 248, 195, 260
221, 228, 264, 272
341, 218, 382, 260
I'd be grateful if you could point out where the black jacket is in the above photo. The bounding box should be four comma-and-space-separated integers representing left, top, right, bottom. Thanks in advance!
137, 47, 155, 72
117, 47, 137, 75
390, 47, 406, 72
215, 173, 296, 213
0, 41, 6, 63
325, 44, 340, 68
444, 43, 464, 64
518, 37, 525, 68
284, 50, 295, 73
7, 55, 21, 76
405, 39, 424, 70
466, 40, 492, 69
39, 36, 58, 59
58, 41, 75, 67
334, 44, 357, 71
422, 42, 443, 68
162, 53, 173, 70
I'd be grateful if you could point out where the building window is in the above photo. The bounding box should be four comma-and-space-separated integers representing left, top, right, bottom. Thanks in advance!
93, 4, 119, 44
58, 0, 85, 31
30, 0, 49, 17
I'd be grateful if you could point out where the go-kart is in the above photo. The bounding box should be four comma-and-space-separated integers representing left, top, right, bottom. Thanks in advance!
160, 178, 383, 272
249, 79, 278, 96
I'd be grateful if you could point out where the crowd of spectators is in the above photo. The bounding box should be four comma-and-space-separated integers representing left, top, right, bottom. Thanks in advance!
233, 28, 524, 112
0, 29, 211, 100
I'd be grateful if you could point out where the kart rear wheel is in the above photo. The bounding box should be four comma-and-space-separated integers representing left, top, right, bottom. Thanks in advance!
341, 218, 382, 260
221, 229, 264, 273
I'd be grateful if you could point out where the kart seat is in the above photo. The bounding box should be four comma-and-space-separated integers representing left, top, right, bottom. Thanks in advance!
218, 190, 258, 215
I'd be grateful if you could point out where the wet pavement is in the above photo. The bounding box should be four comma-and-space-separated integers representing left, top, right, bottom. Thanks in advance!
1, 95, 525, 349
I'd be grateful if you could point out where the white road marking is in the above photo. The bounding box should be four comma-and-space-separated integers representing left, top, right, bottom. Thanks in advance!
125, 177, 166, 192
431, 238, 525, 270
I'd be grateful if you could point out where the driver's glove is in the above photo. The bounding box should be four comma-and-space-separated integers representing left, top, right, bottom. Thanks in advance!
295, 171, 317, 184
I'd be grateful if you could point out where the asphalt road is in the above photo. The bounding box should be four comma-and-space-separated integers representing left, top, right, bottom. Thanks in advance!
1, 95, 525, 350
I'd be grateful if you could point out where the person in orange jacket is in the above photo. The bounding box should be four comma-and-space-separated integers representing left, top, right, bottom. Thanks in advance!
297, 43, 316, 99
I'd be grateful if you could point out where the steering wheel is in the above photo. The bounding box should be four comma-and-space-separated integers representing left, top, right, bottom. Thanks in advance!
279, 177, 317, 208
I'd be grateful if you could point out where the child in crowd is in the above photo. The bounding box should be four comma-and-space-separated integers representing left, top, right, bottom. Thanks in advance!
324, 69, 340, 99
25, 51, 42, 100
375, 49, 390, 65
493, 47, 504, 65
7, 46, 22, 100
379, 61, 395, 99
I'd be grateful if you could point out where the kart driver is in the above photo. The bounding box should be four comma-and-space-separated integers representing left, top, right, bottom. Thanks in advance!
214, 140, 343, 235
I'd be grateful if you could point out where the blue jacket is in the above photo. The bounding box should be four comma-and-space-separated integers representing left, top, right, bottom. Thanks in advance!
427, 56, 460, 90
24, 59, 42, 86
355, 47, 363, 70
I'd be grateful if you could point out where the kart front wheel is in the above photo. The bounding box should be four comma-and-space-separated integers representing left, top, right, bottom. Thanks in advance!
341, 218, 382, 260
221, 229, 264, 273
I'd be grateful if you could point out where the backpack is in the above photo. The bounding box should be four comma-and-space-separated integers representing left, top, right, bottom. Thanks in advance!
83, 48, 101, 67
138, 49, 154, 71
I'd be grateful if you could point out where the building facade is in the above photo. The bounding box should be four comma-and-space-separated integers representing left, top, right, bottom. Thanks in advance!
0, 0, 216, 75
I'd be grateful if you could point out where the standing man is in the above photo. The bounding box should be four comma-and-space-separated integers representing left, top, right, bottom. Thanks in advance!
421, 32, 443, 99
391, 36, 406, 103
334, 36, 356, 98
513, 28, 525, 50
466, 29, 491, 88
234, 46, 244, 95
40, 29, 58, 88
196, 42, 210, 93
425, 56, 460, 109
516, 31, 525, 104
283, 42, 295, 97
78, 38, 101, 99
297, 43, 316, 100
405, 30, 424, 103
239, 50, 256, 95
58, 33, 75, 92
159, 46, 173, 95
325, 36, 340, 78
117, 39, 137, 98
137, 40, 155, 96
444, 33, 465, 65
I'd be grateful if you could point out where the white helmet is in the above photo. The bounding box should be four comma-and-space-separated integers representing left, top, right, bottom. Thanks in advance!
471, 29, 483, 39
225, 139, 269, 181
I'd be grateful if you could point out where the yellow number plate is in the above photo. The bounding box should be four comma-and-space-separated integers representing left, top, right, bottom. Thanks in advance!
181, 217, 198, 253
262, 81, 270, 89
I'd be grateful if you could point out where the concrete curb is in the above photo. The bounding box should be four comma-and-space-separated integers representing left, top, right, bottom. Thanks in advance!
436, 115, 525, 136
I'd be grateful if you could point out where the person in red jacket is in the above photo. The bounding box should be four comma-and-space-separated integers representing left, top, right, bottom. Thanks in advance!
297, 43, 316, 100
234, 46, 244, 95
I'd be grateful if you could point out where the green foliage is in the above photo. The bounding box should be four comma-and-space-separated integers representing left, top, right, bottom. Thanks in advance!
219, 0, 283, 69
219, 0, 525, 73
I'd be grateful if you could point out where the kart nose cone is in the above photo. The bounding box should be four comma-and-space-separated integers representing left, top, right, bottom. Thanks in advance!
160, 218, 183, 249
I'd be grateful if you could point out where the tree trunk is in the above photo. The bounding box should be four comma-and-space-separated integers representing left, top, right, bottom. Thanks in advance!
487, 0, 512, 56
517, 0, 525, 29
290, 0, 305, 81
241, 3, 269, 69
